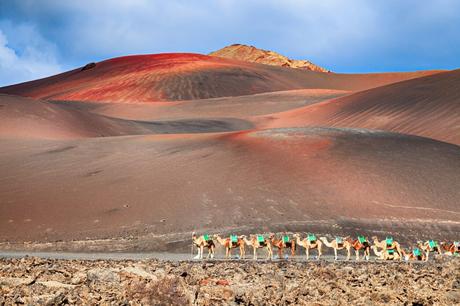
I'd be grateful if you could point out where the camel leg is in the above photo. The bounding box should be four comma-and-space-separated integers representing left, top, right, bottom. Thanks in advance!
306, 248, 309, 261
253, 247, 257, 260
355, 249, 359, 261
347, 247, 351, 261
194, 246, 201, 260
200, 246, 204, 260
211, 246, 215, 259
291, 243, 296, 257
334, 248, 338, 261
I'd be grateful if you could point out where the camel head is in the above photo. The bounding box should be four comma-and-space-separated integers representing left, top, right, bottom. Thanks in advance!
292, 233, 300, 238
371, 236, 379, 242
269, 233, 275, 239
192, 232, 197, 238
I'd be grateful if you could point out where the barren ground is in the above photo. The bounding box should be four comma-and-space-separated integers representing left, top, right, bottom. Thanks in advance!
0, 256, 459, 305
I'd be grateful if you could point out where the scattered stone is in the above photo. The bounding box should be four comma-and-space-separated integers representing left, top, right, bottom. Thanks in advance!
0, 257, 458, 305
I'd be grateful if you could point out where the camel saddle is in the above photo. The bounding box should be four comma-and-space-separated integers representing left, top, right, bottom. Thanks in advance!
358, 236, 366, 244
203, 234, 210, 241
335, 237, 343, 247
413, 248, 421, 257
308, 234, 317, 242
257, 235, 266, 246
385, 237, 393, 247
230, 234, 238, 246
283, 235, 290, 243
428, 240, 437, 249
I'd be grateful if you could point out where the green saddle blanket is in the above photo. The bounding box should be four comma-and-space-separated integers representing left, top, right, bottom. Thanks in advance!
358, 236, 366, 244
413, 248, 421, 257
257, 235, 265, 243
308, 234, 316, 242
386, 237, 393, 246
428, 240, 437, 248
387, 249, 395, 255
283, 236, 290, 243
230, 235, 238, 243
203, 234, 210, 241
335, 237, 343, 244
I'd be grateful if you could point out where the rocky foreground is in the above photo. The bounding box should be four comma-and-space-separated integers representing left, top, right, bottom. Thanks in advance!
0, 257, 459, 305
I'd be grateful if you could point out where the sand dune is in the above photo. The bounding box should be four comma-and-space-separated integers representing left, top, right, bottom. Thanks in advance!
260, 69, 460, 145
0, 94, 252, 139
60, 89, 348, 122
0, 128, 458, 247
0, 53, 440, 103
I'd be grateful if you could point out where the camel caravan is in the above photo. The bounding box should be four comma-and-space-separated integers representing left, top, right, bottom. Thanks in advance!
192, 232, 459, 261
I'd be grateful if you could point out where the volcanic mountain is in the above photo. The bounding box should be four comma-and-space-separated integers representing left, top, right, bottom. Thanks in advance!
0, 50, 458, 252
0, 53, 439, 104
210, 44, 329, 72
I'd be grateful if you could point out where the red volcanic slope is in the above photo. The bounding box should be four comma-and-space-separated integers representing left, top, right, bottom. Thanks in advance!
0, 53, 441, 103
261, 69, 460, 145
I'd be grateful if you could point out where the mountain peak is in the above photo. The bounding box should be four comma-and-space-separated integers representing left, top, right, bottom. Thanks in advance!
209, 44, 329, 72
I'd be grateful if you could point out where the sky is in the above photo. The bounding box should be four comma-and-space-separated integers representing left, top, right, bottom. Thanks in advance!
0, 0, 459, 86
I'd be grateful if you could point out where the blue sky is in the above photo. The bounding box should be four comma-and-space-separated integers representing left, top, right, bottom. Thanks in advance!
0, 0, 459, 86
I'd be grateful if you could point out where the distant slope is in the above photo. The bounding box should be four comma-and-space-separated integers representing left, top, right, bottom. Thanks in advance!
210, 44, 329, 72
0, 53, 440, 103
0, 94, 252, 139
261, 69, 460, 145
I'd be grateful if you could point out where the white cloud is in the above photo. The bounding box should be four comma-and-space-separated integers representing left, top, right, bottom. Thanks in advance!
0, 27, 62, 86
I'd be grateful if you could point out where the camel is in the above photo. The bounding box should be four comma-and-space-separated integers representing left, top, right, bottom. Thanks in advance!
372, 236, 403, 260
319, 236, 352, 260
269, 233, 296, 259
346, 236, 371, 261
192, 232, 215, 260
214, 234, 245, 259
401, 247, 425, 261
371, 245, 401, 260
418, 240, 442, 261
293, 233, 322, 260
440, 241, 460, 256
241, 235, 272, 260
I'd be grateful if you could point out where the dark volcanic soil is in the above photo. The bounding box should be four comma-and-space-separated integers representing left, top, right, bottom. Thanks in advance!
1, 127, 459, 251
0, 257, 459, 305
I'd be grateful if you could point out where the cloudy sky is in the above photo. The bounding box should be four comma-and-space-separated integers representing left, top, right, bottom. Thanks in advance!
0, 0, 459, 86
